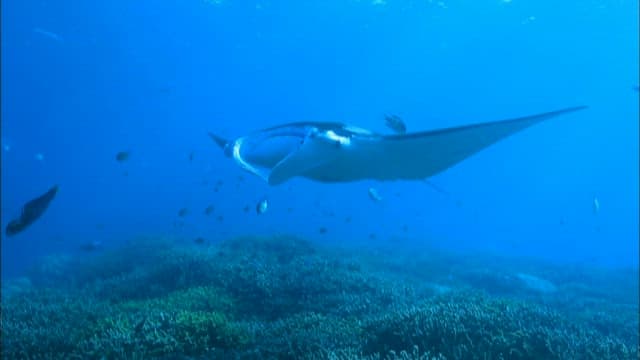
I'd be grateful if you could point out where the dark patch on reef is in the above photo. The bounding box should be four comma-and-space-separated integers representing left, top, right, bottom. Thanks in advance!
1, 235, 638, 359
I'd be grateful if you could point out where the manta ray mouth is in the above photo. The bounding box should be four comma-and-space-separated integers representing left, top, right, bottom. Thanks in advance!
230, 125, 353, 185
231, 134, 304, 181
231, 137, 267, 181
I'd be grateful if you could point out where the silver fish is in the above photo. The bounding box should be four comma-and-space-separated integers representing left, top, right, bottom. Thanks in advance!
256, 198, 268, 214
368, 187, 383, 202
32, 27, 64, 43
593, 197, 600, 214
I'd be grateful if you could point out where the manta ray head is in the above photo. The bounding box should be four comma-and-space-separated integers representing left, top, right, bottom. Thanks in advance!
230, 123, 352, 185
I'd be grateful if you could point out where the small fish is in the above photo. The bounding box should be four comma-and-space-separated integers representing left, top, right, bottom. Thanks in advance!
133, 317, 147, 334
216, 215, 224, 222
633, 85, 639, 92
318, 227, 328, 234
345, 216, 352, 223
2, 137, 11, 152
384, 114, 407, 134
32, 27, 64, 43
368, 187, 383, 202
189, 151, 195, 162
6, 185, 59, 237
402, 224, 409, 232
204, 205, 215, 215
323, 210, 336, 217
178, 208, 189, 217
256, 198, 268, 214
368, 233, 377, 240
243, 205, 251, 213
423, 180, 449, 196
173, 220, 185, 228
115, 151, 130, 162
194, 237, 206, 245
592, 197, 600, 214
79, 240, 102, 252
34, 153, 44, 161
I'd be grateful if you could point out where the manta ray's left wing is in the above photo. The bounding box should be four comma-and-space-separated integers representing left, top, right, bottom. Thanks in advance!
304, 106, 587, 182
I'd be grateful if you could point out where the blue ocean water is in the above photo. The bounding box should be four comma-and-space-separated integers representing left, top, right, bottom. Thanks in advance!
2, 2, 639, 358
1, 1, 637, 274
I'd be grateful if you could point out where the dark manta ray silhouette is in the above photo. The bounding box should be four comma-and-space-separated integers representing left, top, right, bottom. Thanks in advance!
208, 106, 587, 186
5, 185, 59, 236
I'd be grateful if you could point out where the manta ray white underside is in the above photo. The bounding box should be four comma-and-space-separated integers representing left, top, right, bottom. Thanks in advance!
209, 106, 587, 185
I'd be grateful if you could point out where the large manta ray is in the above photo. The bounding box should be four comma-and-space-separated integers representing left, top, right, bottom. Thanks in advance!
209, 106, 587, 186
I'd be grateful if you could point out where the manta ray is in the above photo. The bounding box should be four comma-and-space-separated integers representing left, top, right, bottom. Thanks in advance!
209, 106, 587, 186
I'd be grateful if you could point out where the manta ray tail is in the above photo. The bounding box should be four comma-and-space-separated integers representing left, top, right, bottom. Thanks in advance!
208, 132, 229, 149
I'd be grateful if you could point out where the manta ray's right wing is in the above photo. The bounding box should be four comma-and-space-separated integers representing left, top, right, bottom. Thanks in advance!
307, 106, 588, 182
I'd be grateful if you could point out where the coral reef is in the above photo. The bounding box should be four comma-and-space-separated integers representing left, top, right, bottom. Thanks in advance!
365, 291, 635, 360
1, 234, 638, 359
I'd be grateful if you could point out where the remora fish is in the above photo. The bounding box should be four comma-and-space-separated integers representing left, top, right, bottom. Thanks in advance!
208, 106, 587, 186
384, 114, 407, 134
6, 185, 59, 236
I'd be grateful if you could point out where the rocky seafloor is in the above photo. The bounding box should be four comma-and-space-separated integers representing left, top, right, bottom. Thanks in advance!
1, 235, 638, 359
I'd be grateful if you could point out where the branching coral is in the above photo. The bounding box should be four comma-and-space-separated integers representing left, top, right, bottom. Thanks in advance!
3, 234, 638, 359
364, 291, 636, 360
1, 286, 247, 359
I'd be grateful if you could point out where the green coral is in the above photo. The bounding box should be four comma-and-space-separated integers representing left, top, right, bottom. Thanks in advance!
119, 286, 235, 314
248, 312, 365, 358
1, 286, 247, 359
365, 291, 636, 360
83, 308, 247, 358
2, 234, 638, 359
1, 288, 113, 358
